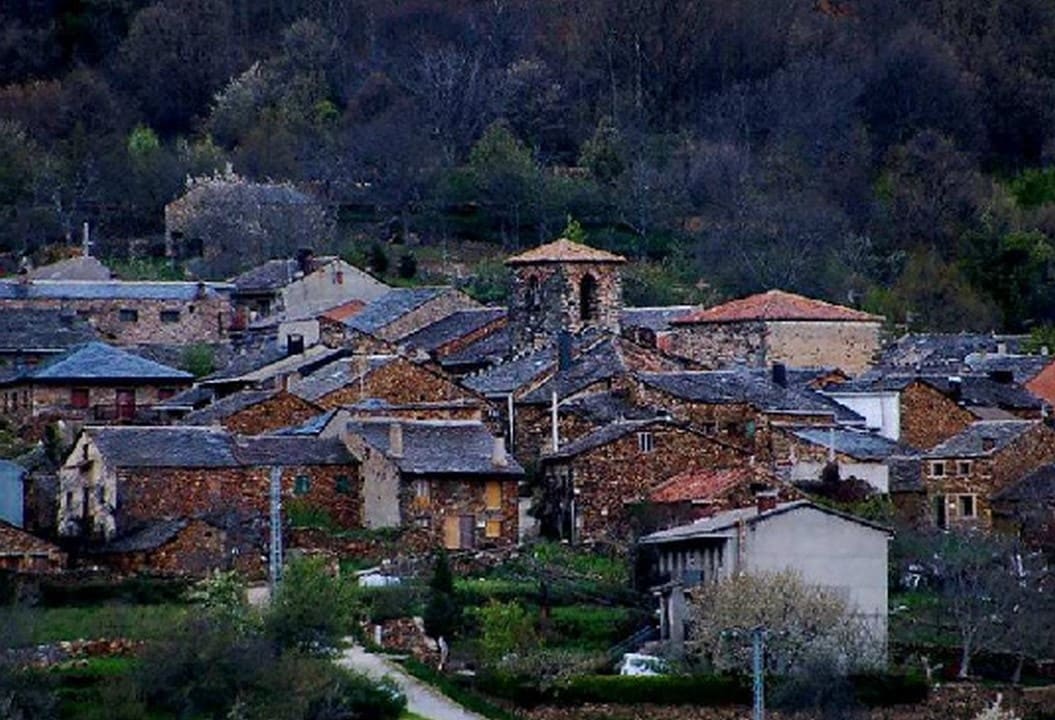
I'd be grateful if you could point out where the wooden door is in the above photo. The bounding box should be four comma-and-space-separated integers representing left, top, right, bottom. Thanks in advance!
443, 516, 461, 550
459, 515, 475, 550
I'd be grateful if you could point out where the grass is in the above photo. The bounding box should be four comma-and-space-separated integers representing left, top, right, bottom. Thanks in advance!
4, 603, 188, 646
399, 657, 521, 720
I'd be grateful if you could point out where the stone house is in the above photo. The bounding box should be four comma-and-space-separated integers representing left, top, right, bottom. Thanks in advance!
539, 418, 750, 544
0, 342, 193, 426
164, 171, 335, 278
291, 354, 489, 414
343, 287, 481, 343
57, 427, 360, 576
180, 386, 323, 435
84, 518, 227, 576
505, 238, 626, 351
0, 308, 98, 370
230, 254, 389, 323
780, 426, 917, 494
0, 279, 235, 346
909, 420, 1055, 530
402, 308, 507, 362
991, 464, 1055, 550
336, 419, 524, 549
640, 500, 890, 647
0, 521, 65, 573
665, 289, 883, 373
200, 343, 341, 398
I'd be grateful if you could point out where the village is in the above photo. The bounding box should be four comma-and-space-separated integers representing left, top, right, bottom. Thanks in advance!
0, 176, 1053, 720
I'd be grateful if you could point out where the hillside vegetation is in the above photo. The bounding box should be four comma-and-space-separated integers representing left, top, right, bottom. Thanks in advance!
4, 0, 1055, 329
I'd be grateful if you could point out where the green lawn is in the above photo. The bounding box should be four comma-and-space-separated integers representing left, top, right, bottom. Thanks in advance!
3, 603, 189, 646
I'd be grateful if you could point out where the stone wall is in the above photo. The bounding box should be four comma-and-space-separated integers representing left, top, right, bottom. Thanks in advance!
899, 381, 974, 450
508, 262, 623, 351
222, 392, 321, 434
378, 291, 479, 342
316, 358, 486, 410
663, 320, 880, 373
27, 382, 192, 424
405, 476, 520, 549
0, 293, 233, 345
545, 425, 747, 544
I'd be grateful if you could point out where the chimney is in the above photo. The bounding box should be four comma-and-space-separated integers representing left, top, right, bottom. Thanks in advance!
286, 333, 305, 355
277, 373, 290, 392
296, 248, 315, 275
1043, 346, 1051, 357
756, 490, 778, 515
997, 342, 1008, 355
982, 437, 996, 452
772, 362, 788, 388
492, 434, 508, 468
388, 422, 404, 458
948, 376, 963, 402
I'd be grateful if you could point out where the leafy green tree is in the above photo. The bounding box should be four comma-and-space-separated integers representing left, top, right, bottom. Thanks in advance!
464, 121, 542, 246
181, 343, 215, 378
477, 600, 537, 665
423, 551, 460, 658
580, 116, 625, 184
266, 555, 354, 654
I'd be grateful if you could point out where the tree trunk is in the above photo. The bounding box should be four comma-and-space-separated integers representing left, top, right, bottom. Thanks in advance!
958, 640, 972, 680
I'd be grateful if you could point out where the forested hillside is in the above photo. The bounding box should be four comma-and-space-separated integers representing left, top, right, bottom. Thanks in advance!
4, 0, 1055, 331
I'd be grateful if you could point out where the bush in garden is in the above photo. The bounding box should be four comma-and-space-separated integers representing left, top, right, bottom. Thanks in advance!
265, 555, 356, 654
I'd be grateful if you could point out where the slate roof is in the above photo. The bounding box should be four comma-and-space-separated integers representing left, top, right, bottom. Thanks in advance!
462, 345, 556, 397
790, 427, 917, 460
505, 239, 626, 265
440, 327, 511, 369
90, 519, 188, 554
180, 388, 284, 424
640, 500, 890, 543
0, 309, 98, 351
560, 391, 657, 424
27, 256, 112, 281
86, 426, 354, 467
545, 418, 688, 460
344, 287, 449, 334
153, 385, 215, 411
636, 371, 864, 422
650, 467, 755, 503
345, 420, 524, 476
878, 333, 1027, 370
993, 464, 1055, 502
0, 280, 231, 301
273, 409, 340, 436
89, 427, 241, 467
402, 308, 506, 353
7, 342, 192, 384
829, 372, 1043, 411
232, 258, 302, 292
924, 420, 1038, 458
965, 354, 1052, 383
202, 344, 337, 385
231, 436, 354, 466
621, 307, 697, 333
888, 457, 924, 493
672, 290, 880, 325
290, 355, 397, 402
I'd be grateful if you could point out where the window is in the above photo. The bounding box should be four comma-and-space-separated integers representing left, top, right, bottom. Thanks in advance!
70, 388, 90, 409
159, 310, 180, 323
158, 388, 177, 401
485, 520, 502, 538
293, 475, 311, 495
745, 420, 757, 439
335, 475, 352, 494
637, 431, 655, 453
118, 308, 138, 322
485, 481, 502, 510
579, 274, 598, 322
930, 461, 945, 477
958, 461, 972, 476
413, 479, 430, 510
527, 276, 541, 308
958, 495, 976, 519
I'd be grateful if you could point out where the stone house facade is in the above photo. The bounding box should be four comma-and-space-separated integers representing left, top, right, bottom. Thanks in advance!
505, 238, 626, 351
57, 427, 360, 576
345, 287, 481, 344
0, 342, 193, 426
665, 290, 883, 373
540, 418, 749, 545
0, 521, 65, 573
334, 419, 524, 549
181, 387, 322, 435
0, 280, 234, 345
913, 420, 1055, 530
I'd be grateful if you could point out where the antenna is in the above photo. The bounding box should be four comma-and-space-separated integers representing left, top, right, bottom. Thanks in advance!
82, 222, 92, 257
269, 466, 283, 595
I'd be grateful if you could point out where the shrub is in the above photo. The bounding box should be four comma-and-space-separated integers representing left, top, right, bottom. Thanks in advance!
286, 499, 340, 533
266, 556, 355, 653
423, 552, 461, 644
180, 343, 215, 378
362, 584, 423, 624
476, 600, 537, 664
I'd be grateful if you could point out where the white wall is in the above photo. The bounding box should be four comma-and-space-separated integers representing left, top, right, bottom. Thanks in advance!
824, 391, 900, 440
280, 259, 388, 319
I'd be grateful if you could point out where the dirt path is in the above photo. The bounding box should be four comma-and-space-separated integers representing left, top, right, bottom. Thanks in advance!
337, 643, 488, 720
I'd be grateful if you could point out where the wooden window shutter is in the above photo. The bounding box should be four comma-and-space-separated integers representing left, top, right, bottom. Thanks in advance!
485, 481, 502, 510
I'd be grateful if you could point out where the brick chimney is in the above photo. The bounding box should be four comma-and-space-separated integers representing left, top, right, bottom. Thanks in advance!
772, 362, 787, 388
756, 490, 778, 515
492, 434, 508, 468
388, 422, 404, 458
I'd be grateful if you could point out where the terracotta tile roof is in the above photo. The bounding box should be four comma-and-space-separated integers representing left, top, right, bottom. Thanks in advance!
672, 290, 882, 324
1027, 362, 1055, 405
650, 467, 754, 503
320, 299, 366, 322
505, 238, 626, 265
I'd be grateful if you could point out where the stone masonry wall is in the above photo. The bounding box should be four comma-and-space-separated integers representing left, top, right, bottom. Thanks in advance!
0, 294, 233, 345
765, 320, 881, 374
223, 392, 322, 434
404, 476, 519, 549
378, 292, 479, 342
547, 425, 747, 544
899, 381, 974, 450
509, 262, 622, 351
316, 358, 486, 410
663, 321, 766, 369
29, 382, 192, 423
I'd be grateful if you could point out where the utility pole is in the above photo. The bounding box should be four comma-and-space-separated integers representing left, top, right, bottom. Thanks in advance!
269, 466, 283, 595
752, 625, 766, 720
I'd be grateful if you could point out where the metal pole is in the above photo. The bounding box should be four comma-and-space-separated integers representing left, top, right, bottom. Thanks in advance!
269, 466, 283, 595
550, 391, 559, 451
752, 626, 765, 720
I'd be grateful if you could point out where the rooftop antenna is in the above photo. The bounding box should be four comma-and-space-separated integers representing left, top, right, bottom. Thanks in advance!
269, 466, 283, 596
82, 222, 92, 257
